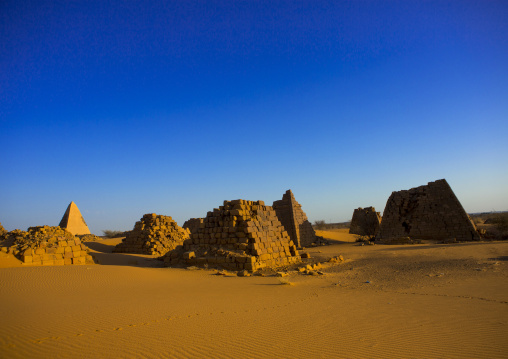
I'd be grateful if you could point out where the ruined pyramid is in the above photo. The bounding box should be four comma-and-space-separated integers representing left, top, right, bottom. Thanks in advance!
272, 190, 316, 248
114, 213, 190, 256
165, 199, 301, 271
349, 207, 382, 236
59, 201, 91, 235
10, 226, 94, 265
377, 179, 481, 242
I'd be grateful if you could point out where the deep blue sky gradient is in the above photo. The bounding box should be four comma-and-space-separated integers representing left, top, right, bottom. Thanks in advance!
1, 1, 507, 234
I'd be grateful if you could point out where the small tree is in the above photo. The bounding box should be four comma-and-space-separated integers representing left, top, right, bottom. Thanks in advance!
313, 220, 326, 230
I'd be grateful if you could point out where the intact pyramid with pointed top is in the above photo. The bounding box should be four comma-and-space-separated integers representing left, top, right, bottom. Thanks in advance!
59, 201, 91, 235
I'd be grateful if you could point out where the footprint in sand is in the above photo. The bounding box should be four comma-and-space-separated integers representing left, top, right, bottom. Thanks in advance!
115, 328, 123, 331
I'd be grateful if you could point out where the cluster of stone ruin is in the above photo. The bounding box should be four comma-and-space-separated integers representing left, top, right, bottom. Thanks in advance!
349, 179, 481, 243
0, 179, 483, 270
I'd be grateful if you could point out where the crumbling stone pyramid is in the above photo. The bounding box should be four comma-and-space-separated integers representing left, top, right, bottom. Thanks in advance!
59, 201, 91, 235
0, 222, 6, 237
272, 190, 316, 248
6, 226, 93, 265
113, 213, 190, 256
349, 207, 382, 236
377, 179, 481, 242
182, 218, 204, 234
164, 199, 301, 271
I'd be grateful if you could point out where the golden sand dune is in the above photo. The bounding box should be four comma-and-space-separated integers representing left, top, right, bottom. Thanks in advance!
0, 233, 507, 359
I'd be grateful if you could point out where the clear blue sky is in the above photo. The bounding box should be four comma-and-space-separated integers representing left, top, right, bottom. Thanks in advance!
1, 1, 507, 234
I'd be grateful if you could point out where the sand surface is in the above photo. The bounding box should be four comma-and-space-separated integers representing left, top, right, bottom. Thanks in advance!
0, 231, 507, 359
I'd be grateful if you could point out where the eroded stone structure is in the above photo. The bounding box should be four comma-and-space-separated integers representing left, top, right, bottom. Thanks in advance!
182, 218, 204, 235
6, 226, 93, 265
164, 199, 301, 271
0, 222, 6, 237
114, 213, 190, 256
272, 190, 316, 248
59, 201, 91, 235
377, 179, 481, 242
349, 207, 381, 236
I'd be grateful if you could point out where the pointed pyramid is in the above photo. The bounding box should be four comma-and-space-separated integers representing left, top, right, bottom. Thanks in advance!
59, 201, 91, 235
272, 190, 316, 248
377, 179, 480, 242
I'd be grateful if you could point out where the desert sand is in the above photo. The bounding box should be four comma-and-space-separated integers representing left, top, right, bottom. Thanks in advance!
0, 229, 507, 359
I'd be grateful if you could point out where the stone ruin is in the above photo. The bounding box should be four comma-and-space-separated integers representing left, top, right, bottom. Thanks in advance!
1, 226, 94, 265
113, 213, 190, 256
272, 190, 316, 248
376, 179, 481, 242
182, 218, 204, 234
164, 199, 301, 272
59, 201, 91, 235
0, 221, 6, 237
349, 207, 382, 236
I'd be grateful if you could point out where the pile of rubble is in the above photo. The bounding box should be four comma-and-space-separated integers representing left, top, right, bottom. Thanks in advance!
113, 213, 190, 256
1, 226, 93, 265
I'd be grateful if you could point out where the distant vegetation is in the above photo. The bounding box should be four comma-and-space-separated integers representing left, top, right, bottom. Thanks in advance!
313, 220, 350, 230
470, 211, 508, 240
102, 230, 127, 238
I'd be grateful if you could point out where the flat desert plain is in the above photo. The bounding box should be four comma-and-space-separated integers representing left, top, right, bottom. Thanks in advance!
1, 229, 507, 359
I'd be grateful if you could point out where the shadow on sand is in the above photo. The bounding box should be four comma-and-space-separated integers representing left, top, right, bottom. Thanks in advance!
82, 241, 164, 268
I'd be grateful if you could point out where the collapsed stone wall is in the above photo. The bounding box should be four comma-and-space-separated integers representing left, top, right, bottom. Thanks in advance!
272, 190, 316, 248
164, 199, 301, 271
2, 226, 93, 265
182, 218, 204, 234
114, 213, 190, 256
349, 207, 381, 236
377, 179, 481, 242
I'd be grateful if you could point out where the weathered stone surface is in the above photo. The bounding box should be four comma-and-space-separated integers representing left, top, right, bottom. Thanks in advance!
113, 213, 190, 256
3, 225, 93, 265
376, 179, 481, 242
349, 207, 382, 236
0, 222, 7, 237
163, 199, 301, 272
182, 218, 204, 235
272, 190, 316, 248
59, 201, 91, 235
